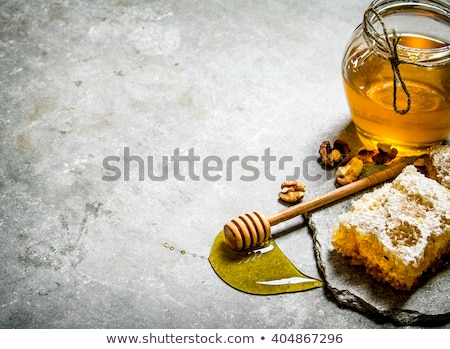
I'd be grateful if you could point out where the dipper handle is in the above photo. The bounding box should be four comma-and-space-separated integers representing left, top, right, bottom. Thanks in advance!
224, 163, 407, 251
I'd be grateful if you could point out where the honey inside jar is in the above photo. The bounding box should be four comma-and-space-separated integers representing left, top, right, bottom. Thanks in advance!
342, 1, 450, 156
343, 34, 450, 155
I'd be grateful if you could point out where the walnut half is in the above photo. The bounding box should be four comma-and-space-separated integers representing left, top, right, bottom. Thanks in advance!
279, 180, 306, 203
356, 143, 398, 164
336, 157, 364, 185
372, 144, 398, 164
319, 139, 351, 167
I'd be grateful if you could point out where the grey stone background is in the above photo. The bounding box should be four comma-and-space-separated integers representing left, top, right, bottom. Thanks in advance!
1, 0, 448, 328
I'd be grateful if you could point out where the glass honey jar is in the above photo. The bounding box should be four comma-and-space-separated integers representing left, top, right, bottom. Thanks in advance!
342, 0, 450, 155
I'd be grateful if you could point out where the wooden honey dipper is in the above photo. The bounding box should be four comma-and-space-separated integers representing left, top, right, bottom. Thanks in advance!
223, 162, 407, 251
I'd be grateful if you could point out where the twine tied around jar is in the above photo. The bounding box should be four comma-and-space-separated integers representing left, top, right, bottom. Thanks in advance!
363, 7, 411, 115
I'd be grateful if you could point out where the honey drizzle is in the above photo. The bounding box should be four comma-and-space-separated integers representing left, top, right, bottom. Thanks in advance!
163, 242, 207, 259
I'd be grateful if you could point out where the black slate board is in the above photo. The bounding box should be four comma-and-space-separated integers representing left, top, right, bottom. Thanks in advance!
306, 178, 450, 326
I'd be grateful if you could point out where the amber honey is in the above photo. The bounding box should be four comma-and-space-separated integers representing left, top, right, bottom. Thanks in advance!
343, 34, 450, 155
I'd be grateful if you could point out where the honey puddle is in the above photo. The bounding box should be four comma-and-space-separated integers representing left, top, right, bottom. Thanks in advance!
209, 231, 323, 295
